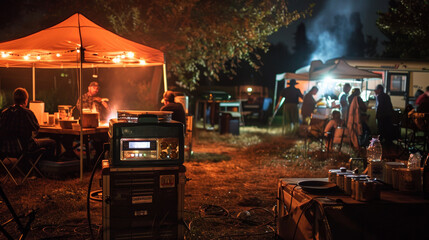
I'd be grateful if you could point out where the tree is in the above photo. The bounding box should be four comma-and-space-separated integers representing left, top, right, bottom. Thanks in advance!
347, 12, 365, 57
291, 22, 313, 70
377, 0, 429, 58
0, 1, 310, 89
95, 0, 310, 89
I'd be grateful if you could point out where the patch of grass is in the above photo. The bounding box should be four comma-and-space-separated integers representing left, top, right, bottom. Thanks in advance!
190, 152, 231, 163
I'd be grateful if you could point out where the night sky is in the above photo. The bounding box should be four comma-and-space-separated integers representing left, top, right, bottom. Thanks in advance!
269, 0, 390, 54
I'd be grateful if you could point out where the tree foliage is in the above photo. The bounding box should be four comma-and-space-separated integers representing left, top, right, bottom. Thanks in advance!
96, 0, 309, 89
0, 0, 310, 89
377, 0, 429, 58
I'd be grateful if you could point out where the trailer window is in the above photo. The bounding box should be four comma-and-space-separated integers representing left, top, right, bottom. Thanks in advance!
388, 73, 407, 95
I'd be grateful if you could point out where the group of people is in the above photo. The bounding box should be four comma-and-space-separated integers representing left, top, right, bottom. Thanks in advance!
0, 82, 186, 172
276, 79, 397, 150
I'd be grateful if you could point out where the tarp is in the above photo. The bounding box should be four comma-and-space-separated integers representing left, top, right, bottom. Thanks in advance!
0, 13, 164, 68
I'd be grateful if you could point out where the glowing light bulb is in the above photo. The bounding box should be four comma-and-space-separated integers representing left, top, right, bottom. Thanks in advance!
76, 49, 80, 53
139, 60, 146, 65
1, 52, 9, 58
36, 56, 41, 60
247, 87, 253, 93
127, 52, 135, 58
112, 57, 121, 63
56, 53, 61, 57
24, 55, 30, 60
121, 55, 125, 59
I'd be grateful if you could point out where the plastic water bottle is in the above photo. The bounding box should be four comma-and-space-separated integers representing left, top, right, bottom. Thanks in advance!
407, 147, 421, 169
367, 136, 383, 179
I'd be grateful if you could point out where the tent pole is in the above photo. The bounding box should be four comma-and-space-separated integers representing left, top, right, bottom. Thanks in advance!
78, 13, 84, 181
32, 64, 35, 101
273, 79, 278, 113
79, 56, 83, 181
163, 63, 168, 92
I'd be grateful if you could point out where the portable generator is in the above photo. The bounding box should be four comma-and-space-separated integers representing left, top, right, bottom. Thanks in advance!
102, 111, 186, 239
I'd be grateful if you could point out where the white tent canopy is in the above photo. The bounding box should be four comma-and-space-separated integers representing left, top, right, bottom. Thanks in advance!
279, 59, 381, 82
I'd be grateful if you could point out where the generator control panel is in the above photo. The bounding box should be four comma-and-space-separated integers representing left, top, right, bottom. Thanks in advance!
120, 138, 180, 161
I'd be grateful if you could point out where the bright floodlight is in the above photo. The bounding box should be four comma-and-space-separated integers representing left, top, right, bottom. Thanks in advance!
323, 75, 333, 82
247, 87, 253, 93
139, 59, 146, 65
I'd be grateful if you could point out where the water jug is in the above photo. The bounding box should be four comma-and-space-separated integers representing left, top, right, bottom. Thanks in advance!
367, 136, 383, 179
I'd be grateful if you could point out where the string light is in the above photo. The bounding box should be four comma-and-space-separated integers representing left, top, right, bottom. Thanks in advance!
0, 49, 151, 65
112, 57, 121, 63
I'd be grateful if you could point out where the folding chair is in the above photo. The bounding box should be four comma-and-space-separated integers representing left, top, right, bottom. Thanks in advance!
0, 184, 35, 239
304, 116, 328, 156
0, 137, 46, 185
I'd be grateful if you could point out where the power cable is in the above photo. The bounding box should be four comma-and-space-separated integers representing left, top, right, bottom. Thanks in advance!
86, 143, 108, 240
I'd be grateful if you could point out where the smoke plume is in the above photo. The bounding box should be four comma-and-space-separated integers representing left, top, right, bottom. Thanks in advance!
307, 0, 366, 62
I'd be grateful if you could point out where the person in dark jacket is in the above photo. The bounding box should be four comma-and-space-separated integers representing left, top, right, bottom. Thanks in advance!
160, 91, 186, 129
274, 79, 303, 135
0, 87, 56, 160
374, 84, 394, 146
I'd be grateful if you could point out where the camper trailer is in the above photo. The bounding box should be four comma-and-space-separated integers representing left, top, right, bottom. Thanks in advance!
325, 58, 429, 110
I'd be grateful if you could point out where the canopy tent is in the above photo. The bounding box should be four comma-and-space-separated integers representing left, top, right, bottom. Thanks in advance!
278, 59, 381, 82
273, 59, 382, 116
309, 59, 382, 80
0, 13, 166, 99
0, 13, 166, 179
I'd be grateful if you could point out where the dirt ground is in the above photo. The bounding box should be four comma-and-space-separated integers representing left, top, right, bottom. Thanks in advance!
0, 125, 365, 239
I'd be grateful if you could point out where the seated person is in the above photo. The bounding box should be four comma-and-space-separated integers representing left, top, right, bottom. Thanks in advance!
416, 86, 429, 113
160, 91, 186, 129
324, 110, 344, 150
0, 88, 57, 162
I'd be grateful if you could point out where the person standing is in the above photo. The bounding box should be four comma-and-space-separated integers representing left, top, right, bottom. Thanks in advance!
0, 88, 57, 160
338, 83, 352, 120
347, 88, 369, 149
274, 79, 303, 135
76, 81, 110, 120
301, 86, 322, 124
160, 91, 186, 129
374, 84, 394, 146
